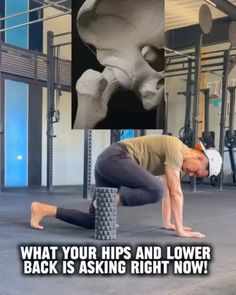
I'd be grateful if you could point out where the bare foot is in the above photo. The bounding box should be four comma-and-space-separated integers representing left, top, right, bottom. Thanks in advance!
30, 202, 46, 230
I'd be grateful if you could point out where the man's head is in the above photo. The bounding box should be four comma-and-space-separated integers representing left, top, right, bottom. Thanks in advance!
182, 142, 222, 178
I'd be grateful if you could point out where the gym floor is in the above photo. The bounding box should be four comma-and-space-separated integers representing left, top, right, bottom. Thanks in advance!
0, 185, 236, 295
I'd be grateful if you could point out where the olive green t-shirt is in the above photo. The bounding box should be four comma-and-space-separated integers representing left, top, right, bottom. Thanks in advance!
120, 135, 188, 176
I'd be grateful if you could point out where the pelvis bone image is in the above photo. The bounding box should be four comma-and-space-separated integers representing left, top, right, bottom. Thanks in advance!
73, 0, 164, 129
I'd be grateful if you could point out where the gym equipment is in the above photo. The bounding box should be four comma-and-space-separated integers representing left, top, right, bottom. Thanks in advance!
229, 21, 236, 48
229, 21, 236, 74
188, 5, 212, 191
218, 49, 231, 190
165, 6, 236, 190
95, 187, 118, 240
110, 130, 121, 144
198, 88, 217, 186
206, 0, 236, 22
178, 58, 193, 147
199, 88, 215, 149
83, 130, 92, 199
46, 31, 71, 191
192, 3, 213, 153
224, 86, 236, 184
163, 92, 169, 135
178, 91, 193, 147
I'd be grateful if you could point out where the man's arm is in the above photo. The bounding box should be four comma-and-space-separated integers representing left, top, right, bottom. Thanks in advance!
162, 176, 192, 231
164, 166, 205, 238
162, 176, 174, 230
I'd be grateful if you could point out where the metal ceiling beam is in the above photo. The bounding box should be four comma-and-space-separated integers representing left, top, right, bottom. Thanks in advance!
0, 0, 70, 23
205, 0, 236, 20
32, 0, 71, 12
0, 10, 71, 33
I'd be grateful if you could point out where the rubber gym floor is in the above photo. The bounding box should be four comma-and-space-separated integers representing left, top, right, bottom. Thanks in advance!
0, 185, 236, 295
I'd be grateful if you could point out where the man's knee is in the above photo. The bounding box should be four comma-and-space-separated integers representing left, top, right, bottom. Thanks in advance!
147, 184, 164, 203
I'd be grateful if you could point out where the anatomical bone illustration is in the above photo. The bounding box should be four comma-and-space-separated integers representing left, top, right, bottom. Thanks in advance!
73, 0, 164, 129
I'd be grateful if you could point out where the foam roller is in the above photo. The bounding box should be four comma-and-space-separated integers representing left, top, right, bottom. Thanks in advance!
95, 187, 117, 240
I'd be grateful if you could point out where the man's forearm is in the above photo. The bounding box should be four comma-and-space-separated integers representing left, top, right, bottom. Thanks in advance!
170, 193, 184, 234
162, 190, 172, 227
161, 176, 173, 228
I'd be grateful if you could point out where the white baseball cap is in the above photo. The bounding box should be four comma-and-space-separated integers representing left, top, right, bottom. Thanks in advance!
195, 142, 223, 177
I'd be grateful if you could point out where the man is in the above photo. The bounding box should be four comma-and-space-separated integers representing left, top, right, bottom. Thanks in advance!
31, 135, 222, 238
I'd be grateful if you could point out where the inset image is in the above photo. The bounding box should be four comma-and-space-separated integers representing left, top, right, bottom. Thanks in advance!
72, 0, 164, 129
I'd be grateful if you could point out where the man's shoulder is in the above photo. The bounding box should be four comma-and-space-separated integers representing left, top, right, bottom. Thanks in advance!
160, 136, 187, 153
154, 135, 184, 145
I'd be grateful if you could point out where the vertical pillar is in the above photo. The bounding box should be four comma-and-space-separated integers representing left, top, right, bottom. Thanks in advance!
0, 12, 3, 41
191, 34, 202, 192
0, 38, 2, 192
134, 129, 143, 137
203, 88, 210, 134
46, 31, 54, 191
228, 87, 236, 136
110, 129, 121, 144
83, 129, 92, 199
163, 92, 168, 135
186, 59, 192, 127
218, 51, 230, 191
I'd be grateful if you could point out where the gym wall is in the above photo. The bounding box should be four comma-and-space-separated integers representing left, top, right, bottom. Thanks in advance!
205, 43, 236, 182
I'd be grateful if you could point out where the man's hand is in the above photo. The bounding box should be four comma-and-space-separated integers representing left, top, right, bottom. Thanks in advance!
164, 167, 185, 234
164, 167, 205, 239
177, 230, 205, 239
164, 223, 192, 231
